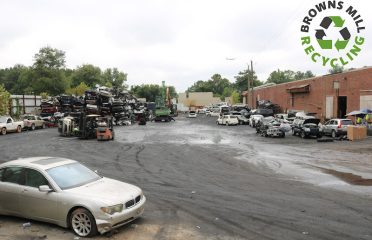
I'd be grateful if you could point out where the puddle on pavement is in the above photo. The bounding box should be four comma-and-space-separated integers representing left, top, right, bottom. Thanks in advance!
318, 167, 372, 186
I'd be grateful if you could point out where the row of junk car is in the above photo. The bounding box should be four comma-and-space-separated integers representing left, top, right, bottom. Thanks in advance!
38, 86, 151, 139
199, 100, 353, 140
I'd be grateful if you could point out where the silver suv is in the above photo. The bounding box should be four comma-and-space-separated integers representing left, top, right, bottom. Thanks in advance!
322, 119, 353, 138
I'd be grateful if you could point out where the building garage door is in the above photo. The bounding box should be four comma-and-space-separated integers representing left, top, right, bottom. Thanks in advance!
360, 95, 372, 109
326, 96, 333, 119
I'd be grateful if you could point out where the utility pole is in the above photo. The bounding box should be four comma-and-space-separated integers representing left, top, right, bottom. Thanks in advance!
247, 64, 250, 107
250, 60, 254, 109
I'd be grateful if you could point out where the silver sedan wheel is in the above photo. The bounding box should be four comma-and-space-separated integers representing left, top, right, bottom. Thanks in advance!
71, 211, 93, 237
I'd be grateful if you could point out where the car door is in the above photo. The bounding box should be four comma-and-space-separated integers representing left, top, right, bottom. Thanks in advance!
327, 120, 336, 134
36, 116, 42, 127
6, 118, 16, 131
18, 168, 60, 222
323, 121, 331, 134
0, 167, 24, 215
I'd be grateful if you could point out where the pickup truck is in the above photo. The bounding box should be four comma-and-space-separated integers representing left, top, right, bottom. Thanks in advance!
0, 116, 24, 135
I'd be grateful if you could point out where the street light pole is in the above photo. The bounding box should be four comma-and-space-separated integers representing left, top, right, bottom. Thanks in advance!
250, 60, 254, 109
247, 64, 250, 107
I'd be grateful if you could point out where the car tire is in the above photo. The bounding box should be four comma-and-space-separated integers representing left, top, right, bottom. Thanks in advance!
42, 123, 46, 129
331, 130, 336, 138
17, 125, 22, 133
300, 131, 306, 139
226, 122, 229, 126
31, 124, 36, 131
70, 208, 98, 237
292, 129, 296, 136
1, 127, 6, 135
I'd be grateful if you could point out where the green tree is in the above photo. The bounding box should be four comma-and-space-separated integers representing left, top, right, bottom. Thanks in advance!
231, 90, 240, 104
0, 84, 11, 115
210, 74, 231, 97
221, 87, 233, 100
266, 69, 295, 84
266, 69, 316, 84
102, 68, 127, 91
130, 84, 177, 102
0, 65, 30, 93
328, 64, 344, 74
234, 68, 263, 92
187, 80, 211, 92
33, 46, 65, 70
187, 74, 232, 98
66, 82, 89, 96
32, 47, 68, 95
294, 70, 315, 80
131, 84, 161, 102
71, 64, 101, 87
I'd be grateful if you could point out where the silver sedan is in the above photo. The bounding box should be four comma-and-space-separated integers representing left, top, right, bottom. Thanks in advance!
0, 157, 146, 237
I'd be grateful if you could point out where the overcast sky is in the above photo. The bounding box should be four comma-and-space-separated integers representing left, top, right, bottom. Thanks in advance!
0, 0, 371, 92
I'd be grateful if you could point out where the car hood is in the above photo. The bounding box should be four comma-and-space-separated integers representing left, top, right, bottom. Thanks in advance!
65, 177, 142, 205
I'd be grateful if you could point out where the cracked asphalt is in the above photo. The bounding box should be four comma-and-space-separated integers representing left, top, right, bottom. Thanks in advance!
1, 114, 372, 240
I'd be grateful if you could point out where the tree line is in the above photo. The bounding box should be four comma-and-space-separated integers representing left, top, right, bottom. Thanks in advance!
0, 46, 180, 104
0, 46, 128, 97
186, 68, 316, 102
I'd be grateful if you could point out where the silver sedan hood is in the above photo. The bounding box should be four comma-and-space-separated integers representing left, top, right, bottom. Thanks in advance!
65, 177, 142, 205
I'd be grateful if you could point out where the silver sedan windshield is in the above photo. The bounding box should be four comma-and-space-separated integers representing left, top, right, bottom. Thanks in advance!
47, 162, 101, 190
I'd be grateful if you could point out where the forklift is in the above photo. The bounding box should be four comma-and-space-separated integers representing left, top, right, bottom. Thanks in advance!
77, 113, 100, 139
96, 116, 114, 141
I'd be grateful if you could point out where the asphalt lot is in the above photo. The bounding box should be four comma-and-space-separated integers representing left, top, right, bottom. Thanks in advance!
1, 114, 372, 240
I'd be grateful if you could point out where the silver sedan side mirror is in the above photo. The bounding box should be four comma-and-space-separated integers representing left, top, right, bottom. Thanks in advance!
39, 185, 53, 192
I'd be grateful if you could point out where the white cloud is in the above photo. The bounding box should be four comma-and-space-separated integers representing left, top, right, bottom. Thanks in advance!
0, 0, 371, 92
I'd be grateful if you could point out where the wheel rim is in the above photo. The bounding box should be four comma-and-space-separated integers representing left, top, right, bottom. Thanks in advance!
17, 126, 21, 132
32, 124, 35, 130
71, 212, 92, 237
2, 128, 5, 135
332, 131, 336, 138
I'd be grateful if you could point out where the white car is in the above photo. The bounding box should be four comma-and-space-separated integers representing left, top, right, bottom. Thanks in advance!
216, 115, 239, 126
0, 157, 146, 237
0, 116, 24, 135
207, 111, 220, 117
188, 111, 197, 118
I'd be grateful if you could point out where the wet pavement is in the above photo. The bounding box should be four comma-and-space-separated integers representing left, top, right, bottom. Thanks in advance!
1, 114, 372, 240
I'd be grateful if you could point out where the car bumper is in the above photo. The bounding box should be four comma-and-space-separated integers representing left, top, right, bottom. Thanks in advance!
337, 129, 347, 135
95, 196, 146, 234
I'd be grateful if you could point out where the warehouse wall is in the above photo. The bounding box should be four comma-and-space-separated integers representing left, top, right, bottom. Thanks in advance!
248, 67, 372, 121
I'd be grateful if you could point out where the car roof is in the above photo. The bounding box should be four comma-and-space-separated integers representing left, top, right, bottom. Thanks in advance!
331, 118, 352, 121
0, 156, 77, 171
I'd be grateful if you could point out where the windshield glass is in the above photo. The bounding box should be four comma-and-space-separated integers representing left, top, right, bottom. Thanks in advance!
0, 117, 7, 123
47, 162, 101, 190
341, 120, 353, 125
23, 116, 35, 120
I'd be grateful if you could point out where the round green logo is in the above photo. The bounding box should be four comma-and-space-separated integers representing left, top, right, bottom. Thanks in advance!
300, 1, 366, 68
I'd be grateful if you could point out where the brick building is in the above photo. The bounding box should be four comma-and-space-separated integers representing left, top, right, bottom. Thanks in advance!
243, 67, 372, 121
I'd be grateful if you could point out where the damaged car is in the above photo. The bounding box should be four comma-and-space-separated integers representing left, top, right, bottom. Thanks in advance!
292, 118, 322, 139
0, 157, 146, 237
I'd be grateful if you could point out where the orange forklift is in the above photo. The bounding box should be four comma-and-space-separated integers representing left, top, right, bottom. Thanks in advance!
96, 116, 114, 141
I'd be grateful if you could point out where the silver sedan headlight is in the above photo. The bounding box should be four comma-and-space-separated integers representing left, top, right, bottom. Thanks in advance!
100, 204, 123, 215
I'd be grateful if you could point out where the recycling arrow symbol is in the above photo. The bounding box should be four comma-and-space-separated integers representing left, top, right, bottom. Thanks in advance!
315, 16, 351, 51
